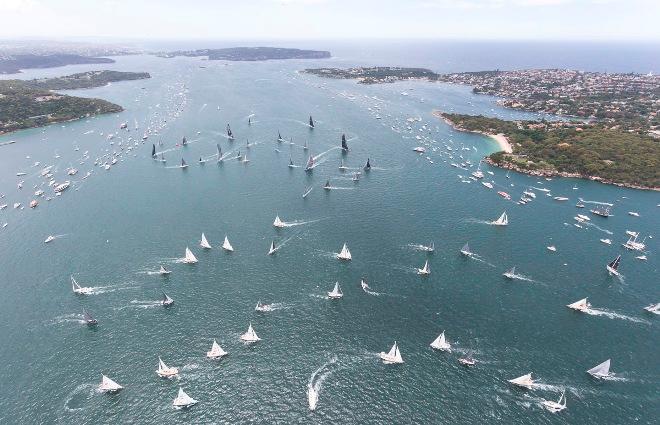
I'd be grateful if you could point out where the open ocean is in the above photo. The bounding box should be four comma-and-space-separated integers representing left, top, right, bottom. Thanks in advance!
0, 41, 658, 424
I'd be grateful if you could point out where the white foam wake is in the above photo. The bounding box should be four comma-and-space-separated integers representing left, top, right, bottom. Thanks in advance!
585, 308, 649, 324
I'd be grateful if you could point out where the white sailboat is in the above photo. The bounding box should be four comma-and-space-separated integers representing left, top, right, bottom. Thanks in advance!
183, 247, 198, 264
491, 211, 508, 226
99, 374, 123, 392
156, 357, 179, 378
268, 241, 277, 255
417, 260, 430, 275
586, 359, 611, 379
336, 243, 352, 261
158, 265, 171, 275
379, 341, 404, 364
430, 332, 451, 352
206, 339, 228, 359
508, 373, 536, 389
643, 303, 660, 314
71, 276, 93, 295
200, 233, 212, 249
240, 323, 261, 343
307, 383, 319, 411
255, 300, 271, 312
460, 242, 472, 256
173, 387, 198, 409
162, 292, 174, 306
606, 255, 621, 276
273, 215, 285, 228
44, 235, 55, 243
502, 266, 517, 279
542, 391, 567, 413
566, 298, 591, 312
327, 282, 343, 299
424, 241, 435, 252
222, 236, 234, 252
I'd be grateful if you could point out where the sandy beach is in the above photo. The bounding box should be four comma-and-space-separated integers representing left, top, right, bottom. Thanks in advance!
432, 110, 513, 154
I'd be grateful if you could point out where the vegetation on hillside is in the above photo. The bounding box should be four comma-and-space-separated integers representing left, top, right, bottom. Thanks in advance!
25, 70, 150, 90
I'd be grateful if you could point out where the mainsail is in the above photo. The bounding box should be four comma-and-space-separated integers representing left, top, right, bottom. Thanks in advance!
305, 155, 314, 171
460, 242, 472, 256
162, 292, 174, 306
151, 144, 156, 158
430, 332, 451, 351
380, 341, 404, 364
418, 260, 430, 275
307, 384, 318, 411
240, 323, 261, 342
173, 387, 198, 408
508, 373, 535, 389
273, 215, 285, 228
200, 233, 212, 249
207, 339, 228, 359
567, 298, 590, 311
184, 247, 198, 263
99, 374, 123, 392
268, 241, 276, 255
364, 158, 371, 170
493, 211, 508, 226
586, 359, 611, 378
328, 282, 343, 298
337, 243, 352, 260
607, 255, 621, 275
222, 236, 234, 251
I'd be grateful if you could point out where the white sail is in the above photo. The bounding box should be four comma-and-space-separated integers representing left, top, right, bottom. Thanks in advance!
586, 359, 611, 378
417, 260, 430, 275
99, 374, 123, 392
240, 323, 261, 342
184, 247, 198, 263
222, 236, 234, 252
430, 332, 451, 352
307, 383, 319, 411
492, 211, 508, 226
542, 390, 567, 413
273, 215, 285, 228
503, 266, 516, 279
162, 293, 174, 306
337, 243, 352, 261
508, 373, 536, 389
200, 233, 212, 249
460, 242, 471, 256
207, 339, 228, 359
157, 356, 179, 377
159, 265, 171, 275
268, 241, 276, 255
71, 276, 92, 294
327, 282, 343, 299
173, 387, 198, 408
380, 341, 404, 364
566, 298, 590, 312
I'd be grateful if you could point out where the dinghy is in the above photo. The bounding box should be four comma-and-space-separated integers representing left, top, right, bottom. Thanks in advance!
542, 391, 567, 413
240, 323, 261, 343
503, 267, 517, 279
379, 341, 404, 364
430, 332, 451, 352
566, 298, 590, 312
268, 241, 276, 255
417, 260, 430, 275
159, 265, 171, 275
273, 215, 285, 228
183, 247, 198, 264
336, 243, 352, 261
206, 339, 228, 359
327, 282, 343, 299
586, 359, 611, 379
83, 309, 98, 326
162, 292, 174, 306
508, 373, 536, 389
222, 236, 234, 252
99, 374, 123, 392
307, 383, 318, 411
200, 233, 212, 249
492, 211, 508, 226
606, 255, 621, 276
156, 357, 179, 378
460, 242, 472, 256
173, 387, 198, 409
71, 276, 93, 295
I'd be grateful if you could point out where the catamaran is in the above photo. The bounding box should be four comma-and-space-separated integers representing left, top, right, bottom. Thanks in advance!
99, 374, 123, 392
173, 387, 198, 409
508, 373, 536, 389
71, 276, 93, 295
304, 155, 315, 171
240, 323, 261, 343
337, 243, 352, 261
341, 134, 349, 151
606, 254, 621, 276
492, 211, 508, 226
207, 339, 228, 359
327, 282, 343, 299
586, 359, 611, 379
460, 242, 472, 256
542, 391, 567, 413
183, 247, 198, 264
307, 383, 318, 411
379, 341, 404, 364
503, 267, 517, 279
83, 309, 98, 326
200, 233, 212, 249
222, 236, 234, 252
268, 241, 277, 255
417, 260, 430, 275
157, 357, 179, 378
309, 115, 315, 128
430, 332, 451, 352
162, 292, 174, 306
159, 265, 171, 275
273, 215, 285, 228
566, 297, 591, 312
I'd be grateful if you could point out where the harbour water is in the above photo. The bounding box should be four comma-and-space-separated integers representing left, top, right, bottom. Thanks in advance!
0, 42, 658, 424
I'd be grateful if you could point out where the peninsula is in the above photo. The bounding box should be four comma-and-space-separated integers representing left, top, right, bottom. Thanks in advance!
159, 47, 331, 61
0, 54, 115, 74
439, 112, 660, 190
302, 66, 438, 84
0, 71, 150, 135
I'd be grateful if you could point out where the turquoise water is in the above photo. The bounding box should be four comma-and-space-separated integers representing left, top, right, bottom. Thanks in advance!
0, 50, 658, 424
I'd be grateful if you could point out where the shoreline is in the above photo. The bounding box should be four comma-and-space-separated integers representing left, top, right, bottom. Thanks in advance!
433, 110, 659, 192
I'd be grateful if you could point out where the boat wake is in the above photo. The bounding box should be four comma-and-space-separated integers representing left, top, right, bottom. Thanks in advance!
584, 308, 649, 324
280, 218, 323, 227
505, 273, 537, 284
313, 146, 341, 162
48, 313, 86, 326
578, 198, 613, 206
63, 383, 97, 412
324, 185, 355, 190
118, 300, 163, 310
584, 221, 613, 235
361, 281, 380, 296
463, 253, 496, 268
309, 355, 339, 409
407, 243, 434, 252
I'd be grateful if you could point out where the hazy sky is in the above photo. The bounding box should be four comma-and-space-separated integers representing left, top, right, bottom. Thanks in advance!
1, 0, 658, 41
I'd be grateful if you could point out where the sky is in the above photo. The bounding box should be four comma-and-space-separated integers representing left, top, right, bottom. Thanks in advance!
0, 0, 659, 41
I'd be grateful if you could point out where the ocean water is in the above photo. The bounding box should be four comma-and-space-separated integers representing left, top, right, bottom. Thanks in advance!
0, 44, 658, 424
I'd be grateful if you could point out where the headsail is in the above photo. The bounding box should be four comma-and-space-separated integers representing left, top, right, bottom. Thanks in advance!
184, 247, 198, 263
586, 359, 611, 378
337, 242, 352, 260
200, 233, 212, 249
222, 236, 234, 252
